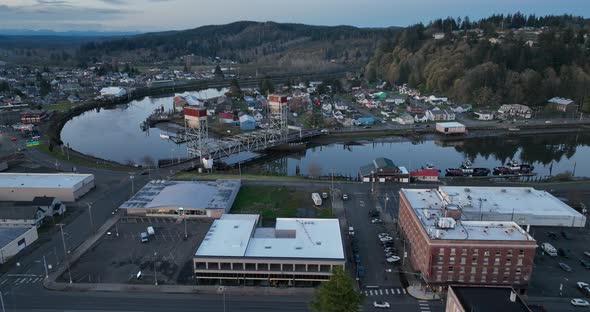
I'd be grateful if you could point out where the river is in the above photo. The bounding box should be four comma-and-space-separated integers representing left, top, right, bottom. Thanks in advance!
61, 92, 590, 177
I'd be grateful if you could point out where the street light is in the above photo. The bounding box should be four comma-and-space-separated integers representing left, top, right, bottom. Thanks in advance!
57, 223, 72, 284
154, 252, 158, 286
371, 170, 375, 193
130, 175, 135, 195
84, 202, 95, 234
179, 207, 187, 238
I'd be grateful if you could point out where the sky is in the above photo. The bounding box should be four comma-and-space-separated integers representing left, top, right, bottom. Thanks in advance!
0, 0, 589, 32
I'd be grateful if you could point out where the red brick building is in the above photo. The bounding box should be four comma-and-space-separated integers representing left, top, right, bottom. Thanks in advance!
398, 189, 537, 293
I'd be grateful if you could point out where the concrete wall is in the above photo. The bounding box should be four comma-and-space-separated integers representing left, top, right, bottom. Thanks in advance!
0, 187, 77, 202
0, 226, 38, 264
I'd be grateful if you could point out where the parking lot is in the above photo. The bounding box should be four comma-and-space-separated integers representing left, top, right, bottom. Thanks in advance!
63, 216, 213, 285
528, 225, 590, 298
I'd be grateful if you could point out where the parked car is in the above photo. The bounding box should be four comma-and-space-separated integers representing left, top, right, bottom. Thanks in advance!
369, 210, 380, 217
140, 232, 148, 243
581, 259, 590, 269
373, 301, 390, 308
371, 218, 383, 224
560, 262, 573, 272
558, 248, 569, 258
342, 193, 349, 200
386, 256, 401, 263
578, 282, 589, 290
380, 237, 393, 242
571, 298, 589, 307
562, 231, 574, 240
545, 231, 558, 240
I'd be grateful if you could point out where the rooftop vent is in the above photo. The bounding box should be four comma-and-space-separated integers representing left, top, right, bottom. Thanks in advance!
501, 189, 507, 193
464, 188, 470, 192
264, 246, 272, 249
295, 247, 303, 250
316, 242, 322, 245
233, 225, 239, 228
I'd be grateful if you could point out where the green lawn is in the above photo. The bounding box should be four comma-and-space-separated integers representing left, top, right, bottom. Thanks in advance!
230, 185, 333, 219
46, 102, 79, 111
36, 143, 131, 171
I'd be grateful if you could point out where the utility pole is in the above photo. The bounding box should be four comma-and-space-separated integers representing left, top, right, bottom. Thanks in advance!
371, 170, 375, 193
130, 175, 135, 195
331, 169, 335, 204
58, 224, 72, 284
85, 202, 95, 234
43, 255, 49, 279
184, 217, 188, 239
0, 290, 5, 312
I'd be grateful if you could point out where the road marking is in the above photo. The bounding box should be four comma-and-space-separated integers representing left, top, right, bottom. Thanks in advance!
385, 289, 389, 295
390, 288, 396, 294
368, 290, 373, 296
402, 288, 407, 294
379, 289, 383, 295
418, 300, 427, 303
396, 288, 401, 294
0, 279, 7, 285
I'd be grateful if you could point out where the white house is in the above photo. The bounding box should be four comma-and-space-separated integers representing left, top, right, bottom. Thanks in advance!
253, 111, 264, 122
414, 114, 429, 123
433, 33, 445, 40
427, 95, 448, 105
474, 111, 495, 120
99, 87, 127, 97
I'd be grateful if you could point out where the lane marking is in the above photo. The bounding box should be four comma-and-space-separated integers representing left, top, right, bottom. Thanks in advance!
385, 289, 389, 295
396, 288, 401, 294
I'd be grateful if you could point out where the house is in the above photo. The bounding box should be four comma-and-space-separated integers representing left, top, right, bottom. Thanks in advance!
426, 109, 455, 121
239, 114, 256, 131
394, 113, 415, 125
498, 104, 532, 119
359, 157, 410, 183
409, 167, 439, 182
99, 87, 127, 97
427, 95, 448, 105
414, 114, 429, 123
253, 111, 264, 122
473, 111, 495, 121
451, 104, 472, 114
218, 112, 235, 124
433, 33, 445, 40
386, 95, 407, 105
548, 97, 578, 113
0, 197, 64, 227
436, 122, 466, 135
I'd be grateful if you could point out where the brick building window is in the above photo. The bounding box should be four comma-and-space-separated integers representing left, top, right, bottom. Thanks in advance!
493, 268, 498, 274
460, 257, 466, 265
482, 267, 487, 274
504, 267, 510, 272
506, 258, 511, 265
503, 276, 509, 283
449, 257, 455, 264
471, 257, 477, 265
472, 249, 479, 255
494, 258, 500, 265
450, 248, 456, 255
483, 258, 489, 265
471, 267, 476, 274
461, 248, 467, 255
437, 256, 444, 263
495, 251, 501, 257
507, 250, 513, 256
459, 266, 465, 274
448, 266, 454, 272
517, 258, 523, 266
484, 251, 490, 256
519, 249, 524, 256
439, 248, 445, 254
436, 274, 442, 281
515, 268, 522, 274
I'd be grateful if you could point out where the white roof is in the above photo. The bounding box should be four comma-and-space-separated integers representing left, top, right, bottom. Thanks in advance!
195, 215, 344, 260
100, 87, 126, 96
548, 97, 573, 105
0, 173, 94, 189
436, 122, 465, 128
120, 180, 240, 211
400, 188, 535, 241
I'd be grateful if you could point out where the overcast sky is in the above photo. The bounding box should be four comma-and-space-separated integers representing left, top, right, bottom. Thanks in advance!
0, 0, 589, 32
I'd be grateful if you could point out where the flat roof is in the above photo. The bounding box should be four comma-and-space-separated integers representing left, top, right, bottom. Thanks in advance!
119, 179, 240, 211
0, 173, 94, 189
451, 286, 531, 312
439, 186, 585, 225
195, 215, 344, 260
401, 189, 534, 241
0, 227, 30, 248
436, 121, 465, 128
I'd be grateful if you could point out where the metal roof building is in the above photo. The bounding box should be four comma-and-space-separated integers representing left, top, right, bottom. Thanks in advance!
193, 214, 345, 285
0, 226, 38, 264
0, 173, 95, 202
119, 179, 241, 218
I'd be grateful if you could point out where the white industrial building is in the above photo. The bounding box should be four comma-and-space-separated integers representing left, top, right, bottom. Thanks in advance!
0, 173, 95, 202
99, 87, 127, 97
120, 180, 240, 218
193, 214, 345, 286
421, 186, 586, 227
0, 226, 38, 264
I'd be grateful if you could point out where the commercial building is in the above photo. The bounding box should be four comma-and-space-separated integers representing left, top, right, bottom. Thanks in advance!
437, 186, 586, 227
119, 179, 240, 218
0, 173, 95, 202
410, 167, 440, 182
99, 87, 127, 97
446, 286, 531, 312
436, 122, 466, 135
547, 97, 577, 113
0, 226, 38, 264
193, 214, 345, 286
359, 157, 409, 183
239, 114, 257, 130
398, 188, 537, 292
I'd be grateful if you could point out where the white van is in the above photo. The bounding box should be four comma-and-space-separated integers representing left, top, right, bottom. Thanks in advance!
541, 242, 557, 256
147, 226, 155, 236
348, 226, 355, 236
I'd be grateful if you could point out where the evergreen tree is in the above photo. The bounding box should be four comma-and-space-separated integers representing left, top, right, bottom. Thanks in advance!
309, 267, 363, 312
39, 79, 52, 96
214, 64, 224, 79
259, 76, 275, 95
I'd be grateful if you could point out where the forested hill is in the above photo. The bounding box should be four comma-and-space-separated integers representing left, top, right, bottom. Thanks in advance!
79, 21, 398, 67
365, 14, 590, 108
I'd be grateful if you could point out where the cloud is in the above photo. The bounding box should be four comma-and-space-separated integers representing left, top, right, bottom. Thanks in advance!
98, 0, 127, 5
36, 0, 69, 4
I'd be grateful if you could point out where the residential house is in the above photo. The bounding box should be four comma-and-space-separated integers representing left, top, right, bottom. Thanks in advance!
218, 112, 235, 124
547, 97, 578, 113
354, 117, 375, 126
20, 110, 47, 124
427, 95, 449, 105
394, 113, 414, 125
359, 157, 409, 183
498, 104, 532, 119
426, 109, 455, 121
433, 33, 445, 40
414, 114, 429, 123
409, 167, 439, 182
451, 104, 472, 114
0, 196, 65, 227
239, 115, 257, 131
253, 111, 264, 122
99, 87, 127, 97
473, 111, 495, 121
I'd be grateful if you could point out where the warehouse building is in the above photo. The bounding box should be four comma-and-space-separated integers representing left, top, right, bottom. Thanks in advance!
119, 179, 240, 218
193, 214, 345, 286
0, 226, 38, 264
398, 188, 537, 293
0, 173, 95, 202
436, 122, 466, 135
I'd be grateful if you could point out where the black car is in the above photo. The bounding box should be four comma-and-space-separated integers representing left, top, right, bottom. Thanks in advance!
558, 248, 569, 258
368, 210, 380, 217
561, 231, 573, 240
581, 259, 590, 269
546, 231, 558, 240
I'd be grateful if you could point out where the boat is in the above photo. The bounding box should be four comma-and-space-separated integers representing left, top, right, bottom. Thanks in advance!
445, 161, 490, 177
159, 134, 170, 140
266, 142, 307, 151
493, 160, 534, 175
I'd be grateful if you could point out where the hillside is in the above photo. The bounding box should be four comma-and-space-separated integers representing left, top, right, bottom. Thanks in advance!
365, 14, 590, 109
78, 21, 398, 74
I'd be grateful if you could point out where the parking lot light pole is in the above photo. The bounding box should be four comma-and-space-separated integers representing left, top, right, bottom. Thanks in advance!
130, 175, 135, 195
84, 202, 95, 234
43, 255, 49, 279
154, 252, 158, 286
371, 171, 375, 193
0, 290, 5, 312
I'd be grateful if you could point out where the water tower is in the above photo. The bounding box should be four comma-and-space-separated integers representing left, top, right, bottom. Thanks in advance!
184, 106, 209, 159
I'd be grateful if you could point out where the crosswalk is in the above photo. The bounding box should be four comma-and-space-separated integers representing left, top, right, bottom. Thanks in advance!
0, 274, 44, 288
362, 287, 407, 297
418, 300, 431, 312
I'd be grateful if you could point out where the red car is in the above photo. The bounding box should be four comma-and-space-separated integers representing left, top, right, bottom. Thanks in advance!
10, 137, 17, 141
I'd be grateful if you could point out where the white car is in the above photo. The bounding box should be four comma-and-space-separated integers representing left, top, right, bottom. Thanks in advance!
571, 298, 589, 307
373, 301, 390, 308
577, 282, 589, 289
378, 233, 390, 238
386, 256, 401, 263
380, 237, 393, 242
371, 218, 383, 224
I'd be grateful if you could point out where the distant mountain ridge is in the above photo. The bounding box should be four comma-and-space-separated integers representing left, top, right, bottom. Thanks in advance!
0, 29, 140, 37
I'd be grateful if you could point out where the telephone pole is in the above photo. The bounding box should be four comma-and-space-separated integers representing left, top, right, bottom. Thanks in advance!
58, 224, 72, 283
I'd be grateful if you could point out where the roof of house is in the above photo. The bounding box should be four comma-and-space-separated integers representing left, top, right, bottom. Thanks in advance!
436, 122, 465, 128
450, 286, 531, 312
548, 97, 574, 105
0, 173, 94, 190
218, 112, 234, 119
195, 214, 344, 260
31, 196, 56, 206
410, 168, 439, 177
373, 157, 395, 169
239, 115, 255, 123
0, 205, 40, 220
